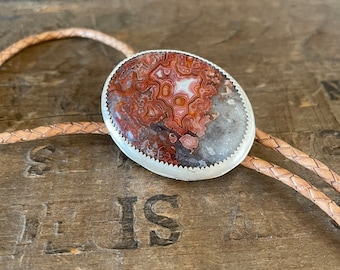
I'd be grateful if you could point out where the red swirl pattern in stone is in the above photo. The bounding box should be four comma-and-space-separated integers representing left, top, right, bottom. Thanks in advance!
107, 52, 223, 165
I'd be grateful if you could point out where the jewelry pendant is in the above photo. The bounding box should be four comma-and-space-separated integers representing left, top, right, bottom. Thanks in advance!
102, 50, 255, 180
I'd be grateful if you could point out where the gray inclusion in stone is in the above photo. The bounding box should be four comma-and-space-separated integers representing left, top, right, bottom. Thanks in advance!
194, 80, 248, 165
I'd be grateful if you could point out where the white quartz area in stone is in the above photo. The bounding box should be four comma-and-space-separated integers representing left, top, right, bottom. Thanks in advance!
176, 80, 248, 167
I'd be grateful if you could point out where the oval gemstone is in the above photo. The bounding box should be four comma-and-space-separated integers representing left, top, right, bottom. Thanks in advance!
102, 50, 255, 180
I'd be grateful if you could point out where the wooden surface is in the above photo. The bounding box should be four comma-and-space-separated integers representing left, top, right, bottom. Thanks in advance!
0, 0, 340, 269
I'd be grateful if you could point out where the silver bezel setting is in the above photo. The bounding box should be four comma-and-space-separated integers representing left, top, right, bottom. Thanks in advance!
101, 50, 255, 181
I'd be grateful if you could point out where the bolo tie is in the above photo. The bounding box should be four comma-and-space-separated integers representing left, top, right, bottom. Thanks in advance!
0, 28, 339, 227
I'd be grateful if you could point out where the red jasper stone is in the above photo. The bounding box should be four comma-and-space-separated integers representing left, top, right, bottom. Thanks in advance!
102, 50, 254, 179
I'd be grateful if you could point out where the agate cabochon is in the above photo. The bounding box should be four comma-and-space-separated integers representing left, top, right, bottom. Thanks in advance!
102, 50, 255, 180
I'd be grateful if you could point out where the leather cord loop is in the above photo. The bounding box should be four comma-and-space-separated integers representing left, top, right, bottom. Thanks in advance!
0, 28, 339, 227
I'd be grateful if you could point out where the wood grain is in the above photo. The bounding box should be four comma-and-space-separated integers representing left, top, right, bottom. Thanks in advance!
0, 0, 339, 269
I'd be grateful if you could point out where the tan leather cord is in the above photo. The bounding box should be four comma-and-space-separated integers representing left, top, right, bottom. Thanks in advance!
0, 29, 130, 142
0, 28, 339, 227
241, 156, 340, 226
0, 27, 135, 66
255, 128, 340, 194
0, 122, 108, 144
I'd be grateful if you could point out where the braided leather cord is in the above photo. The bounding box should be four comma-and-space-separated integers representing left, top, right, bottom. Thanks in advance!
0, 28, 123, 144
0, 28, 135, 66
0, 29, 131, 143
0, 122, 108, 144
255, 128, 340, 194
0, 28, 339, 227
241, 156, 340, 225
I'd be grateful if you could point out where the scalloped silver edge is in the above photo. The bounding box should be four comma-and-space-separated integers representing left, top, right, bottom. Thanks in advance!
101, 49, 255, 181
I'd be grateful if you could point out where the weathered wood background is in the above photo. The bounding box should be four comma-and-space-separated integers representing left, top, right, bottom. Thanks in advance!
0, 0, 339, 269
